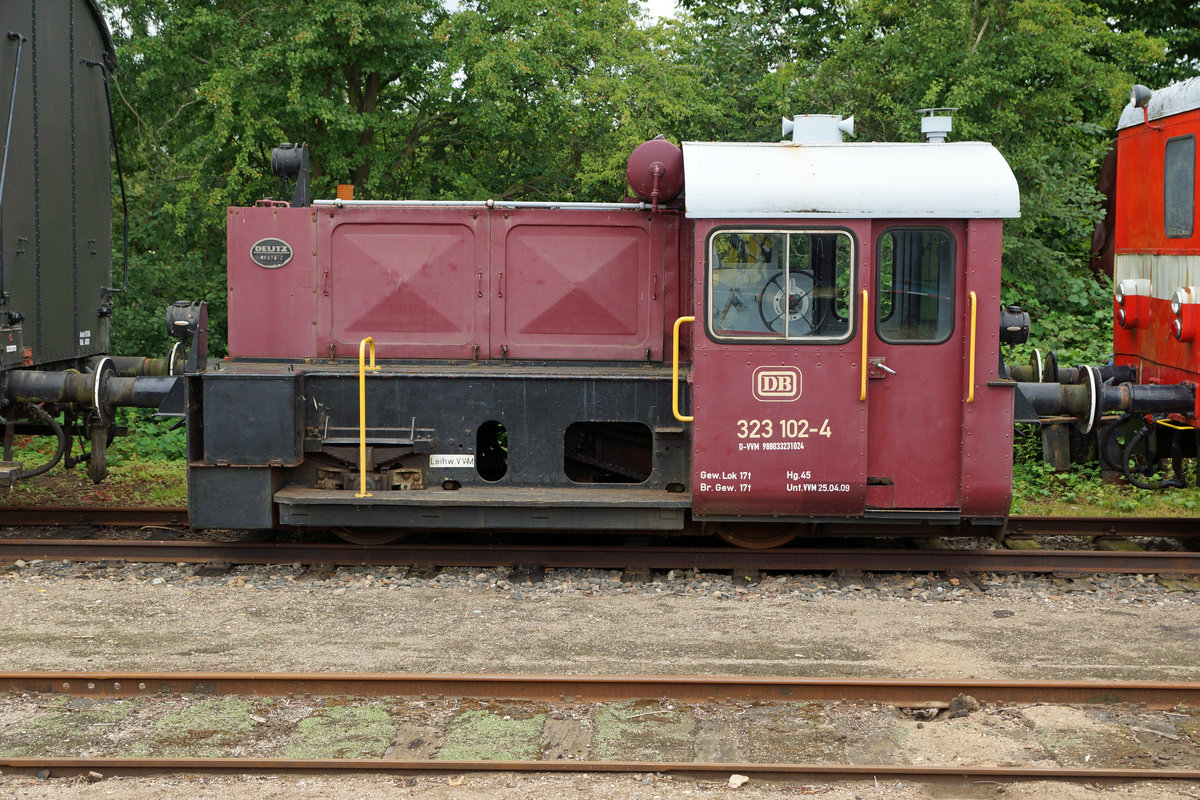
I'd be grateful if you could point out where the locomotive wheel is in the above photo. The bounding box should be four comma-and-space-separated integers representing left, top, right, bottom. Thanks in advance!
332, 528, 408, 546
1098, 414, 1135, 471
713, 523, 798, 550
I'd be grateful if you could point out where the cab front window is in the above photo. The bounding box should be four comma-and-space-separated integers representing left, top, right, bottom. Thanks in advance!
708, 230, 853, 341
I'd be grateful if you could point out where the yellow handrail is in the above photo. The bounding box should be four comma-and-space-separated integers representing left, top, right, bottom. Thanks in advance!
672, 316, 694, 422
967, 291, 977, 404
356, 337, 380, 498
859, 289, 869, 401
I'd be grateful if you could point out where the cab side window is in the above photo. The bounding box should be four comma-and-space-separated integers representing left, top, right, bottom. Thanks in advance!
876, 229, 955, 343
1165, 135, 1196, 239
709, 230, 852, 341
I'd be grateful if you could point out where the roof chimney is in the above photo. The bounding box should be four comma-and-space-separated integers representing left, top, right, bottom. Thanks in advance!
917, 108, 956, 143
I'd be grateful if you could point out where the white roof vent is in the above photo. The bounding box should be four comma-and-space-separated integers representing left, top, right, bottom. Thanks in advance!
918, 107, 956, 143
781, 114, 854, 144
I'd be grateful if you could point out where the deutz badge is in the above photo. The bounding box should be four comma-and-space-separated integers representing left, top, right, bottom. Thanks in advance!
250, 238, 293, 269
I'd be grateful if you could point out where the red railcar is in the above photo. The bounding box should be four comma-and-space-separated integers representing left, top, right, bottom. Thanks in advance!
190, 116, 1025, 546
1100, 79, 1200, 487
1113, 78, 1200, 409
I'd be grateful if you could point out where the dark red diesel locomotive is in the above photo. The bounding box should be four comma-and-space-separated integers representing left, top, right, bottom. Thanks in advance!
4, 0, 1193, 534
185, 113, 1042, 547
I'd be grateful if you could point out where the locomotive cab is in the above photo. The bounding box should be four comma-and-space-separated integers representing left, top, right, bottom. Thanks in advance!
682, 125, 1020, 539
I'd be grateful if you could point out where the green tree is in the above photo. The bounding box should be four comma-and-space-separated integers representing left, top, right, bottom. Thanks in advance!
670, 0, 850, 142
1094, 0, 1200, 86
765, 0, 1160, 307
414, 0, 728, 200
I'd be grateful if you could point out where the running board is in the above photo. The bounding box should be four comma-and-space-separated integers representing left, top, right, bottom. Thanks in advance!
273, 485, 691, 530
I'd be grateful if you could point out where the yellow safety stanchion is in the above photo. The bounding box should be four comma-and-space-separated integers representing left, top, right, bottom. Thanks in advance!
356, 337, 380, 498
860, 290, 869, 401
967, 291, 977, 403
672, 316, 694, 422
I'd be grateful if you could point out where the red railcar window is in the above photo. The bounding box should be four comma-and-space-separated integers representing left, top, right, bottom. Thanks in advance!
876, 228, 956, 343
708, 230, 853, 341
1165, 135, 1195, 238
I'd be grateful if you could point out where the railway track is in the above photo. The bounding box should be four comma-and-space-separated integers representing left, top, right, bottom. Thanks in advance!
0, 506, 189, 527
8, 671, 1200, 705
0, 508, 1196, 574
2, 673, 1200, 783
0, 506, 1196, 537
0, 536, 1199, 575
9, 759, 1200, 783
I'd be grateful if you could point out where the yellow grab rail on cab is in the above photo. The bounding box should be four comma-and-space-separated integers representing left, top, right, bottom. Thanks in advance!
859, 289, 869, 401
672, 316, 694, 422
356, 337, 381, 498
967, 291, 977, 404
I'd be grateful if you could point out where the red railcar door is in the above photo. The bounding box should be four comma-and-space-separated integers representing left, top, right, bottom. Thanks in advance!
690, 224, 869, 518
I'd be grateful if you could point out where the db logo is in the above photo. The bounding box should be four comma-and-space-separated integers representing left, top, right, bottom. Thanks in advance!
753, 366, 802, 402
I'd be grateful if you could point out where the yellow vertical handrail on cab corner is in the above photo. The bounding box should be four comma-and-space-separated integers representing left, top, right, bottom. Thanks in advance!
672, 316, 694, 422
967, 291, 978, 404
356, 337, 381, 498
859, 289, 869, 401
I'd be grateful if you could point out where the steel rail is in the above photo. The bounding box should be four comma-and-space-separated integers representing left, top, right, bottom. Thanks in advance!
6, 672, 1200, 707
4, 757, 1200, 783
1007, 516, 1199, 537
0, 508, 1194, 539
0, 508, 1195, 537
1, 538, 1199, 574
0, 506, 187, 527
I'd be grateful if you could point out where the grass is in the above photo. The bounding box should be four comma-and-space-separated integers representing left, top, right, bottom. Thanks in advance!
0, 410, 186, 507
283, 702, 398, 759
1010, 422, 1200, 517
0, 458, 186, 507
437, 708, 546, 761
131, 698, 256, 758
1011, 459, 1200, 517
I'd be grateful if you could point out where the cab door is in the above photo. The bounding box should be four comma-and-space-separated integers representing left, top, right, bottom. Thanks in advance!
690, 224, 869, 518
865, 223, 965, 510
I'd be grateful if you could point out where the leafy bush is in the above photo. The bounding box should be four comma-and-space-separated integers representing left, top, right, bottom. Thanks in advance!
1003, 273, 1114, 369
109, 411, 187, 463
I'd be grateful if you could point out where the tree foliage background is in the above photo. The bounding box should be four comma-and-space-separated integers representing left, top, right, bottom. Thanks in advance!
101, 0, 1192, 358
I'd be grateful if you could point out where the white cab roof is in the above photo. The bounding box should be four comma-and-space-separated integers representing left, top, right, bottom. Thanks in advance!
1118, 77, 1200, 130
681, 141, 1020, 219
